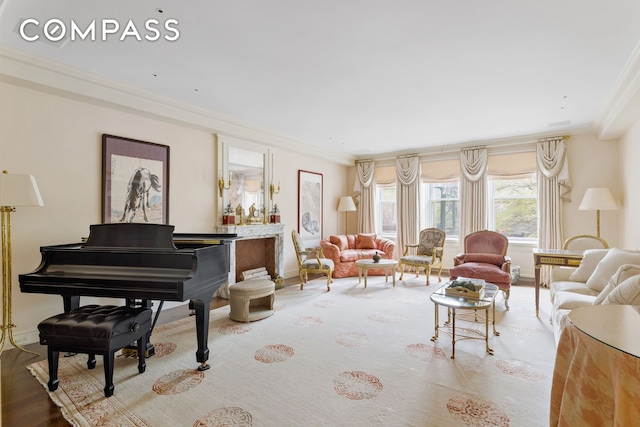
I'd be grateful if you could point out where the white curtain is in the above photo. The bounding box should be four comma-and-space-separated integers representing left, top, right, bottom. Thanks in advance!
537, 136, 571, 284
459, 147, 488, 241
354, 160, 376, 233
396, 156, 420, 260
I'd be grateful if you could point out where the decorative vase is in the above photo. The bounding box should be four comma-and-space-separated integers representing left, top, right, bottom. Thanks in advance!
372, 251, 381, 263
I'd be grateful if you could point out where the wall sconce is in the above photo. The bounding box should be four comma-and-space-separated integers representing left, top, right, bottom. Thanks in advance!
218, 173, 231, 198
270, 181, 280, 200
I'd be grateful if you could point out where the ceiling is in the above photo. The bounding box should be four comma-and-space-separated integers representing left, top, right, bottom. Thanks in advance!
1, 0, 640, 158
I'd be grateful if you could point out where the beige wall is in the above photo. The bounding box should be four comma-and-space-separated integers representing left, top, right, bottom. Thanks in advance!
563, 135, 621, 246
619, 118, 640, 249
1, 80, 348, 345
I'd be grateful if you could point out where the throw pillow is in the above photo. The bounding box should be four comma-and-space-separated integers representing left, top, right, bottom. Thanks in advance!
464, 253, 504, 266
568, 249, 609, 282
329, 235, 348, 251
586, 248, 640, 293
602, 274, 640, 305
593, 264, 640, 305
356, 233, 377, 249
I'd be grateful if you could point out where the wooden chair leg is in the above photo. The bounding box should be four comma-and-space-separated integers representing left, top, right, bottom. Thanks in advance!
87, 354, 96, 369
47, 347, 60, 392
104, 352, 115, 397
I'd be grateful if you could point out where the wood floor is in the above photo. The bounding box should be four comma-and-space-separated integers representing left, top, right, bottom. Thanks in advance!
0, 280, 298, 427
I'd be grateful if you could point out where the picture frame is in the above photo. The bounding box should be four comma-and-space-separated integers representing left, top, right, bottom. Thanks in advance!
102, 134, 170, 224
298, 170, 323, 242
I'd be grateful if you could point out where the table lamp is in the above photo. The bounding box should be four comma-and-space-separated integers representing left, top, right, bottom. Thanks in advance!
578, 187, 617, 238
337, 196, 356, 234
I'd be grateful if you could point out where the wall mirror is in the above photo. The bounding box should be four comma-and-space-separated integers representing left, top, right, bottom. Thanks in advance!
218, 135, 271, 221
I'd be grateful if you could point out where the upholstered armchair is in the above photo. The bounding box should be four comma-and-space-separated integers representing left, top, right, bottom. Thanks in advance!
292, 230, 334, 291
449, 230, 512, 309
398, 228, 446, 285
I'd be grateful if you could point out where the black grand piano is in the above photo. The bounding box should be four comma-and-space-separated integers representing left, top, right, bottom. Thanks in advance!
19, 223, 236, 371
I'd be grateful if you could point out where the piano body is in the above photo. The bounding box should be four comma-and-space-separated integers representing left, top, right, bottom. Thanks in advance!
19, 223, 236, 371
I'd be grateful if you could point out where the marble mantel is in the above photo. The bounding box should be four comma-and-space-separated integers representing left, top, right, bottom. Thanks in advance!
214, 223, 285, 298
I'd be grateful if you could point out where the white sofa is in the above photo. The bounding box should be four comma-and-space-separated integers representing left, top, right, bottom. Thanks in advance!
550, 248, 640, 344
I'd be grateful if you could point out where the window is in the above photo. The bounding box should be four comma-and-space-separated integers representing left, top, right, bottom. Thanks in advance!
422, 182, 459, 237
376, 184, 397, 236
488, 177, 537, 240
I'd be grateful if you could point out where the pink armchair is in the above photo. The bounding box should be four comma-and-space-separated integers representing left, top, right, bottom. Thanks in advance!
449, 230, 512, 309
320, 234, 396, 278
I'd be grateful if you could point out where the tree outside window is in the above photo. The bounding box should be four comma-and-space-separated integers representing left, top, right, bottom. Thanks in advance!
426, 182, 459, 237
377, 184, 397, 235
489, 177, 537, 239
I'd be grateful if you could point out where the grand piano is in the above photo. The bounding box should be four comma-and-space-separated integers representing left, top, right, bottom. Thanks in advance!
19, 223, 236, 371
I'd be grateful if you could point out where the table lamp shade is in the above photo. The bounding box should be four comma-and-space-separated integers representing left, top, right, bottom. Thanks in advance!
337, 196, 356, 212
0, 173, 44, 207
578, 187, 617, 211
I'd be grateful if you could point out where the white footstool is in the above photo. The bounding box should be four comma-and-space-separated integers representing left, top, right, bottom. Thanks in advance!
229, 279, 275, 323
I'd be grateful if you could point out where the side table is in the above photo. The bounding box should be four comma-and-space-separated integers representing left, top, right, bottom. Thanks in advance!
355, 259, 398, 288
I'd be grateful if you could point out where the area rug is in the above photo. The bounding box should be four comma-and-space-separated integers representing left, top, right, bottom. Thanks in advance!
28, 276, 556, 427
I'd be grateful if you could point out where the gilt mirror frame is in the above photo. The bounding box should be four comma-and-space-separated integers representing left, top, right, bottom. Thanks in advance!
217, 134, 271, 222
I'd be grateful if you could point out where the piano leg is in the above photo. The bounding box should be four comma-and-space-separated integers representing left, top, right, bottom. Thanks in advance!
190, 293, 214, 371
63, 295, 80, 312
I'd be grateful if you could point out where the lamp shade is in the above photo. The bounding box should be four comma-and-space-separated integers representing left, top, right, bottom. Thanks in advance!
578, 187, 617, 211
337, 196, 356, 212
0, 173, 44, 207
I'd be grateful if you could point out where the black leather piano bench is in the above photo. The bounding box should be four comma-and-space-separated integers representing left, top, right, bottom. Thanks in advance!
38, 304, 152, 398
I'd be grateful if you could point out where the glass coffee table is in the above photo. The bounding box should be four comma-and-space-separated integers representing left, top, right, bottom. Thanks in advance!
355, 259, 398, 288
430, 282, 500, 359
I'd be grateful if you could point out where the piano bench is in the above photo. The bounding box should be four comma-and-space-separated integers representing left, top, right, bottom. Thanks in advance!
229, 279, 276, 323
38, 305, 153, 398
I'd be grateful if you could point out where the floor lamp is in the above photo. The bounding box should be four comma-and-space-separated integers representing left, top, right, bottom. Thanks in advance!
1, 171, 44, 356
578, 187, 617, 238
337, 196, 356, 234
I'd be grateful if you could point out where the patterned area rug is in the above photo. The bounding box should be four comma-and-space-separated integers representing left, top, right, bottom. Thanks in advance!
28, 276, 555, 426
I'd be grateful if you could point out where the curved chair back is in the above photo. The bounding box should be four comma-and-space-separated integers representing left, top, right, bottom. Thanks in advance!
563, 234, 609, 251
464, 230, 508, 256
418, 228, 446, 256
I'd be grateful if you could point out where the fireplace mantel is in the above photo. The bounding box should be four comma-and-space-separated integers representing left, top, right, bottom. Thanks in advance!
214, 224, 285, 298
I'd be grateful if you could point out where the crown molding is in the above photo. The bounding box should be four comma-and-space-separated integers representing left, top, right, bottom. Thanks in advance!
0, 46, 355, 165
593, 40, 640, 140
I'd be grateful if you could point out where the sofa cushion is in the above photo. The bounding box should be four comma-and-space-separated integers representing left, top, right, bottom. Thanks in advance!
586, 248, 640, 292
329, 235, 348, 251
356, 233, 377, 249
593, 264, 640, 305
568, 249, 609, 282
340, 249, 381, 263
552, 281, 598, 300
553, 290, 597, 311
602, 274, 640, 305
464, 253, 504, 266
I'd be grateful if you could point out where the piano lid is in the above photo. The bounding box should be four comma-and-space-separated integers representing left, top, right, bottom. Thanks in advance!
84, 223, 176, 249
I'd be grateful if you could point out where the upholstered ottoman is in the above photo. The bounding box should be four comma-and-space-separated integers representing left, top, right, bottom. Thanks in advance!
38, 305, 152, 397
229, 279, 275, 322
